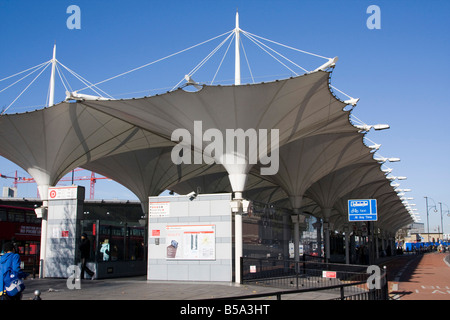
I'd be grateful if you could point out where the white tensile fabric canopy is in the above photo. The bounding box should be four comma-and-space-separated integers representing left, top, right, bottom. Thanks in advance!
0, 70, 413, 234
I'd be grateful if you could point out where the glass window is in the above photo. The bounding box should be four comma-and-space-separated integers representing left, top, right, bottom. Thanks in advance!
0, 210, 6, 221
25, 213, 41, 224
127, 227, 145, 260
110, 226, 124, 261
99, 225, 111, 261
10, 211, 25, 222
96, 222, 145, 262
243, 204, 285, 259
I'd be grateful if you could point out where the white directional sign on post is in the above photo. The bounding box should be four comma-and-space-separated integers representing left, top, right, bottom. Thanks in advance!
348, 199, 377, 221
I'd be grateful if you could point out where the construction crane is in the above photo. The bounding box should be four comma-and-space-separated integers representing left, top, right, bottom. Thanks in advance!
0, 169, 109, 199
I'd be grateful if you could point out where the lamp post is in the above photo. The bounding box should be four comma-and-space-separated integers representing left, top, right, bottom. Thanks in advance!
424, 196, 437, 242
438, 202, 450, 240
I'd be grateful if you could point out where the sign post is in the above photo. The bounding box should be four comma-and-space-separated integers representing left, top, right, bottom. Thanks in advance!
348, 199, 377, 265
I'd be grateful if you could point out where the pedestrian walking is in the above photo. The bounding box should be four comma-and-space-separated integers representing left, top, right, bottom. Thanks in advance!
0, 242, 28, 300
79, 233, 95, 280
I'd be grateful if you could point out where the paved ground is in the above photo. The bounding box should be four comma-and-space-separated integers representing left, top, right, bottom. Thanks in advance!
20, 276, 341, 301
16, 252, 450, 302
387, 252, 450, 300
11, 254, 448, 319
15, 274, 358, 318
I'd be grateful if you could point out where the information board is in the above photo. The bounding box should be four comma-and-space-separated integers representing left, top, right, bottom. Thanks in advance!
348, 199, 377, 221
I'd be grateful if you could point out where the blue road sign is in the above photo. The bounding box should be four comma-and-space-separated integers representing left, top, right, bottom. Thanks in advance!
348, 199, 377, 221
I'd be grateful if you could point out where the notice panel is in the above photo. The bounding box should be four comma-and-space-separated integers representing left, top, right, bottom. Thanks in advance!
348, 199, 377, 221
165, 225, 216, 260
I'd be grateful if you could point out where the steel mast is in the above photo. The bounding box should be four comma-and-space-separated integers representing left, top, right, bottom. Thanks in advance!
48, 44, 56, 106
234, 11, 241, 85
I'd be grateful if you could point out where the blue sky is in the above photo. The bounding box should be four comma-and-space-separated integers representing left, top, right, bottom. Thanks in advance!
1, 0, 449, 234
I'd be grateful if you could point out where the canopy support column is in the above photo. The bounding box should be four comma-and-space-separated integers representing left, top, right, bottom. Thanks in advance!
36, 184, 50, 278
223, 153, 249, 284
381, 231, 386, 256
313, 219, 322, 258
292, 210, 300, 266
322, 208, 332, 263
344, 225, 350, 264
233, 191, 243, 284
289, 196, 303, 267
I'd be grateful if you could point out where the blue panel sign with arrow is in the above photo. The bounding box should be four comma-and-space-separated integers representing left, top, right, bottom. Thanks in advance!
348, 199, 377, 221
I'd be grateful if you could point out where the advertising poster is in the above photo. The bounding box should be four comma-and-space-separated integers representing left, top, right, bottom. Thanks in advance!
166, 225, 215, 260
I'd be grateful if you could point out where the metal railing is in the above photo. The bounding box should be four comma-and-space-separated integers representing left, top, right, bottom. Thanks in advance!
214, 280, 381, 300
235, 256, 388, 300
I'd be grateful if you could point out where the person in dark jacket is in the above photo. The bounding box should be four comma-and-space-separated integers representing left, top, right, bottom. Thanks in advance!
1, 242, 27, 300
79, 233, 95, 280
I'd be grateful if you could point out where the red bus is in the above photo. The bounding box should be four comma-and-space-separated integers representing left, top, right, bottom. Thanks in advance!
0, 204, 41, 272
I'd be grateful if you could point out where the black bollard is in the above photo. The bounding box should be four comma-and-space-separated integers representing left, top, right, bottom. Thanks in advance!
33, 290, 42, 300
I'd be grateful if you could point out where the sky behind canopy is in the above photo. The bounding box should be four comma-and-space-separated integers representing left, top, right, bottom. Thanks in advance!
0, 0, 449, 234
